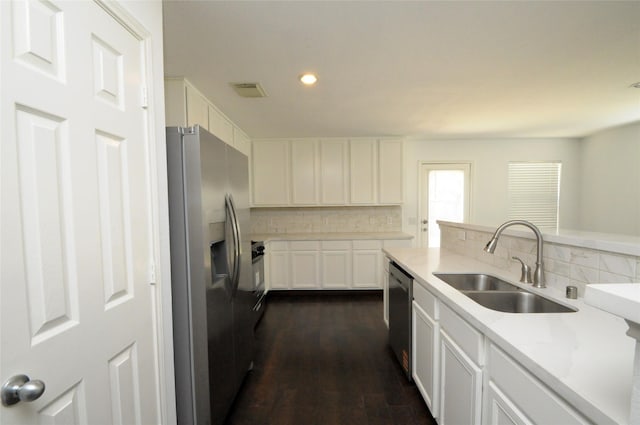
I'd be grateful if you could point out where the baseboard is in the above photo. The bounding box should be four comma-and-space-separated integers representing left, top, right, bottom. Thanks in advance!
266, 289, 382, 298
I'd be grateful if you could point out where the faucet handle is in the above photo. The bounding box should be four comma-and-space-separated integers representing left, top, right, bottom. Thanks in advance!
512, 256, 532, 284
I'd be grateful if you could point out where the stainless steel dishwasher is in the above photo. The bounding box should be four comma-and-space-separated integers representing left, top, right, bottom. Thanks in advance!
388, 261, 413, 381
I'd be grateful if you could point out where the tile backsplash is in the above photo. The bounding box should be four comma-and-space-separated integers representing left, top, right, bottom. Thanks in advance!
440, 223, 640, 297
251, 206, 402, 234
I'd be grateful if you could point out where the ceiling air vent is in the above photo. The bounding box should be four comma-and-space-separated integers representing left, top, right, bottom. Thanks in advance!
230, 82, 267, 98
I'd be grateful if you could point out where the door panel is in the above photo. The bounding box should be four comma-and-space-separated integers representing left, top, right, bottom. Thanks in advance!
1, 1, 159, 423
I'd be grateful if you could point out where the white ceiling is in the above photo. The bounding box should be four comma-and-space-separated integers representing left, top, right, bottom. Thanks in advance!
162, 1, 640, 140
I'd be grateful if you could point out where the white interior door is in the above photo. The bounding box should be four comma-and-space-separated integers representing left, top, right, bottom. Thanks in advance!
1, 1, 159, 423
419, 163, 471, 248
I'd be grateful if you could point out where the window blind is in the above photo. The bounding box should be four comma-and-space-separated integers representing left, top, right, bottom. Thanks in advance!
508, 162, 561, 230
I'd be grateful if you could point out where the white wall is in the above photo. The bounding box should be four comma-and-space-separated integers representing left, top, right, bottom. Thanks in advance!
402, 138, 582, 243
579, 121, 640, 236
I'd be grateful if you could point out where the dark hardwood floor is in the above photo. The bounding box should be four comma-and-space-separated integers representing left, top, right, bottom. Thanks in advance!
225, 292, 438, 425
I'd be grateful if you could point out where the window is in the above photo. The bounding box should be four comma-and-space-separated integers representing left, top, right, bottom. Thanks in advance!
508, 162, 561, 230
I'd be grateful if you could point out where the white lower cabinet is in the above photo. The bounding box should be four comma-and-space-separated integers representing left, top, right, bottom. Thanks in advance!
484, 343, 591, 425
439, 330, 483, 425
290, 241, 320, 289
439, 302, 484, 425
267, 241, 289, 290
352, 240, 382, 289
265, 239, 410, 290
409, 282, 594, 425
485, 382, 531, 425
321, 241, 351, 289
412, 288, 439, 417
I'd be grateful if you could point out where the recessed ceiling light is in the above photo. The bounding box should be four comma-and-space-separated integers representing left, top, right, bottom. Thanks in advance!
630, 82, 640, 88
300, 73, 318, 86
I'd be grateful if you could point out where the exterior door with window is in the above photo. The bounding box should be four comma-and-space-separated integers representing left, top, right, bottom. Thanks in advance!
419, 163, 471, 248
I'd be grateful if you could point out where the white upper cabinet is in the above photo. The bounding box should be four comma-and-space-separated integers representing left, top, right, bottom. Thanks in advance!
291, 140, 319, 205
252, 139, 290, 205
379, 138, 404, 204
320, 139, 348, 204
350, 139, 378, 204
233, 128, 251, 157
185, 84, 209, 129
251, 138, 403, 207
208, 104, 234, 146
164, 78, 251, 156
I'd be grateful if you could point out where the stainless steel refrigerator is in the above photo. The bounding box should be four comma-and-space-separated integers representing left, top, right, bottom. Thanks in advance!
166, 126, 254, 425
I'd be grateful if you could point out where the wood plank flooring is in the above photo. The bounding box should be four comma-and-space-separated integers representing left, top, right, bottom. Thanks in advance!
225, 292, 438, 425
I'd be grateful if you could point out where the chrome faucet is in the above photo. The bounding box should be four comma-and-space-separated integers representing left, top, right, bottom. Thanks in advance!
483, 220, 546, 288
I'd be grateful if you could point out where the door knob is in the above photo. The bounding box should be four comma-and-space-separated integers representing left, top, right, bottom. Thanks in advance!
2, 374, 45, 406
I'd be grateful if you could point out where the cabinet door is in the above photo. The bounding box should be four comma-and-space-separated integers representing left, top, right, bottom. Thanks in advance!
269, 250, 290, 290
349, 139, 377, 204
352, 250, 380, 288
252, 140, 290, 205
413, 301, 439, 418
320, 139, 348, 204
208, 105, 234, 146
484, 382, 532, 425
379, 139, 403, 204
290, 251, 320, 289
291, 141, 319, 205
185, 84, 209, 129
233, 128, 251, 157
486, 344, 591, 425
321, 250, 351, 289
164, 78, 187, 126
439, 331, 482, 425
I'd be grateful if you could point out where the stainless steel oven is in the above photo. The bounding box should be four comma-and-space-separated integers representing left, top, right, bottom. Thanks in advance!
251, 241, 266, 327
388, 261, 413, 381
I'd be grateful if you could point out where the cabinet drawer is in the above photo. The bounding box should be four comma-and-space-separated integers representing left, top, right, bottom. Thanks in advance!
439, 303, 484, 365
289, 240, 320, 250
487, 344, 590, 425
413, 282, 438, 320
352, 240, 382, 250
321, 240, 351, 250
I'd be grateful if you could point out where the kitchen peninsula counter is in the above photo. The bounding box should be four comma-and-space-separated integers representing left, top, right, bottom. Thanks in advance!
385, 246, 635, 425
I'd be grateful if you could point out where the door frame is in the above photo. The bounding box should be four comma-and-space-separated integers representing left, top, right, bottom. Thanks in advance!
417, 161, 473, 248
89, 1, 177, 423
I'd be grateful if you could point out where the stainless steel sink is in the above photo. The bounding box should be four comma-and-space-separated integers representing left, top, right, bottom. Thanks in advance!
464, 291, 576, 313
434, 273, 521, 291
433, 272, 576, 313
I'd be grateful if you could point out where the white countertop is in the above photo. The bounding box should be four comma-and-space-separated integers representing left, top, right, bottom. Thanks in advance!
384, 247, 635, 425
585, 284, 640, 326
251, 231, 414, 242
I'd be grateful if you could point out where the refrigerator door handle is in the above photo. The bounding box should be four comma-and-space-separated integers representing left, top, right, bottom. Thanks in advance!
226, 194, 241, 293
224, 195, 238, 290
